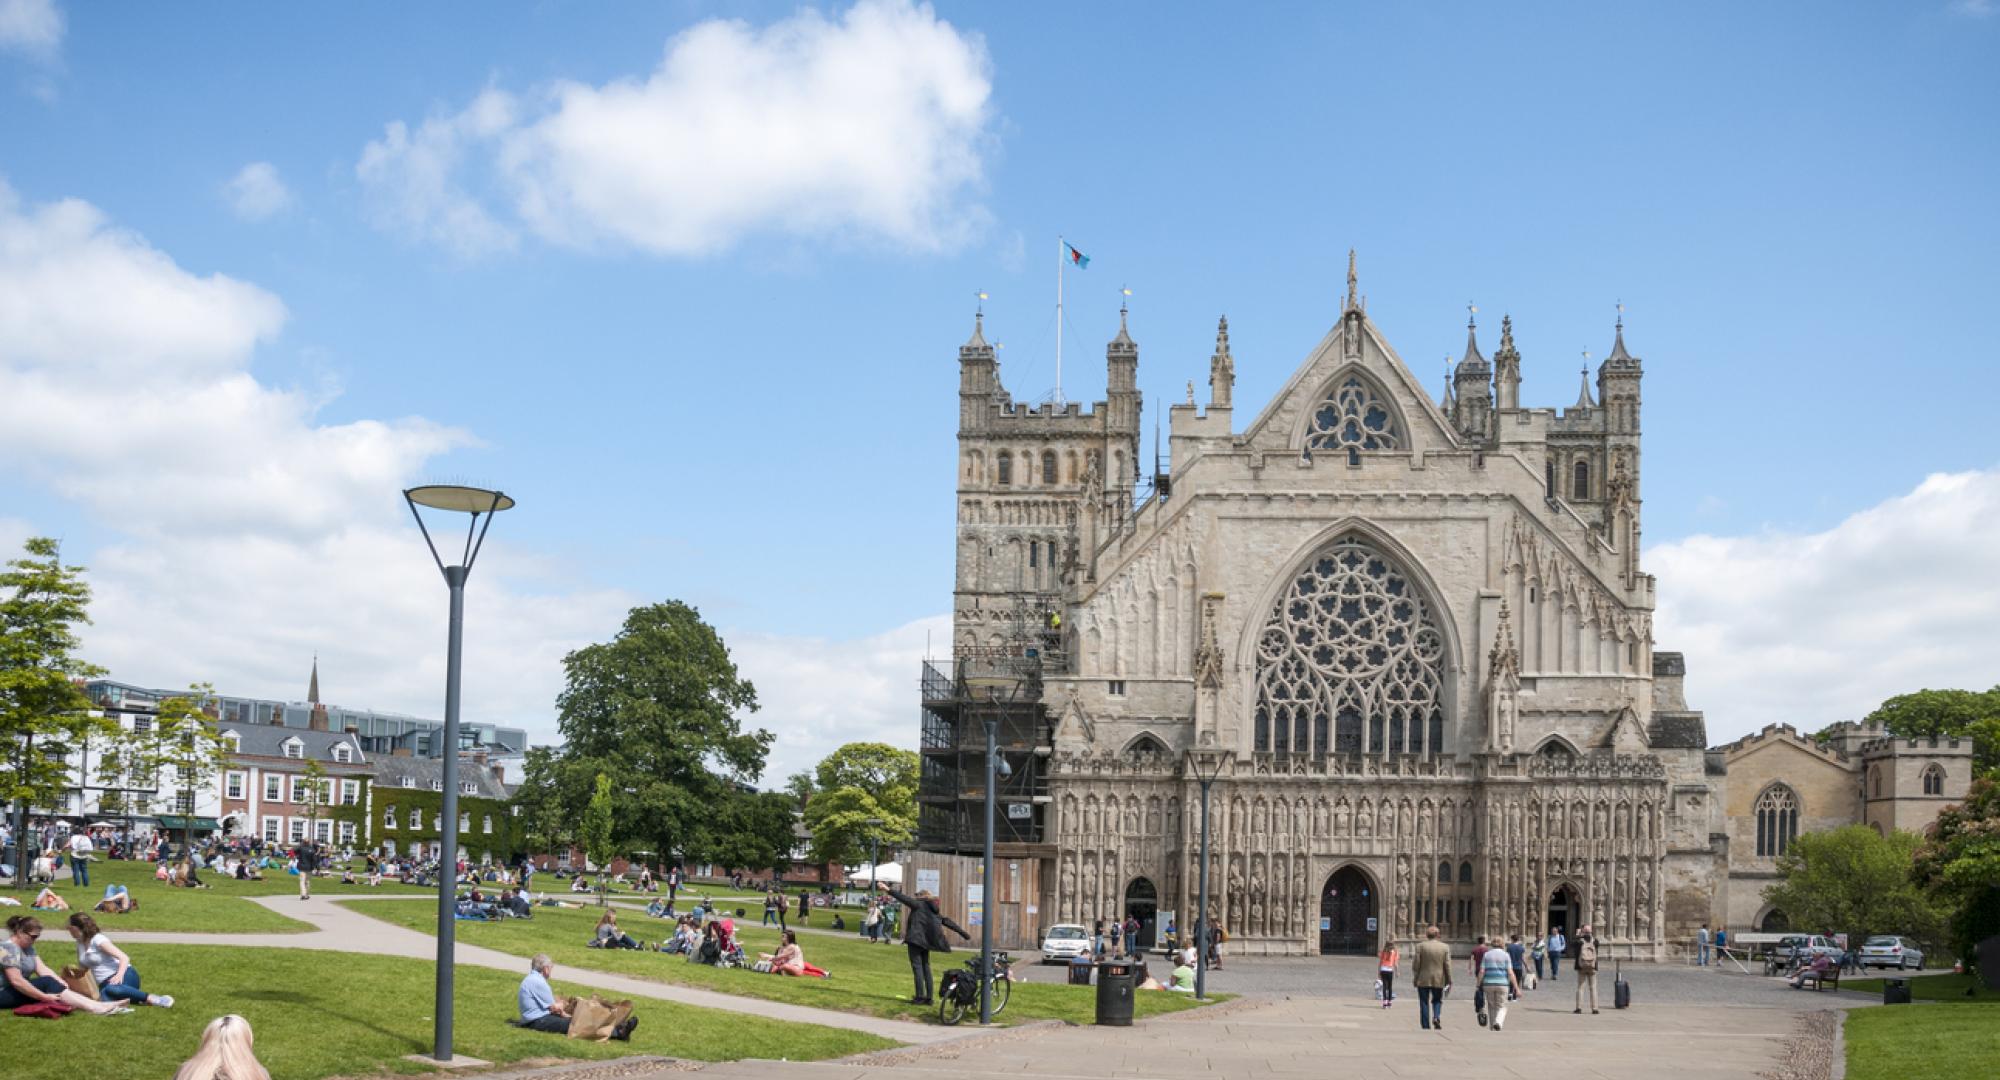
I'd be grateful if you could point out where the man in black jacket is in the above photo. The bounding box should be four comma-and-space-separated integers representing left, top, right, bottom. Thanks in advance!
879, 881, 970, 1005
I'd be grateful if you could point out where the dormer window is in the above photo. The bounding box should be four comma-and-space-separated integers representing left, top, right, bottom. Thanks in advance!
461, 781, 476, 795
333, 744, 353, 763
222, 732, 241, 754
282, 738, 303, 760
401, 777, 416, 789
430, 780, 443, 792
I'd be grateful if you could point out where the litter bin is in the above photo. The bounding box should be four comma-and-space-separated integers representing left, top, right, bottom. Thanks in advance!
1068, 956, 1094, 986
1883, 978, 1911, 1005
1096, 961, 1135, 1026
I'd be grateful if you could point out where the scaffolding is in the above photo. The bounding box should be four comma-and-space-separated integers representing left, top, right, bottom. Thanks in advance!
916, 594, 1063, 856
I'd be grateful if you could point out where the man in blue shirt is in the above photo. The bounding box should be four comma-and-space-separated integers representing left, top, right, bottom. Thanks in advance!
518, 954, 571, 1033
1547, 927, 1566, 980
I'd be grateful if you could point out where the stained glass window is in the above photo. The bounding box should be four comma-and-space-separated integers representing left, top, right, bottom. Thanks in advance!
1253, 535, 1447, 756
1304, 375, 1401, 464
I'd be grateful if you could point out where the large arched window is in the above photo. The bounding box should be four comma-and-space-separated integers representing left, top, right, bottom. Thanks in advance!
1573, 459, 1591, 500
1458, 861, 1474, 884
1922, 764, 1945, 796
1303, 374, 1402, 465
1755, 784, 1799, 858
1126, 733, 1167, 756
1253, 535, 1447, 757
1437, 860, 1452, 884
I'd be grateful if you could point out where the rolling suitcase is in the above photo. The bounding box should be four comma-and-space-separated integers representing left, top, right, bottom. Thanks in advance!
1614, 960, 1631, 1009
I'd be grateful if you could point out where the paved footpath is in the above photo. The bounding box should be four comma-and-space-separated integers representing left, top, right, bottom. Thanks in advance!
113, 895, 959, 1045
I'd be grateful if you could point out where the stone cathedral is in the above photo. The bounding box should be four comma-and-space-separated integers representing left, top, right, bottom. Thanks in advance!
929, 256, 1969, 960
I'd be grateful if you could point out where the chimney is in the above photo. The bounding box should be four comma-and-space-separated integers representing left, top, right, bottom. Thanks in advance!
344, 725, 359, 735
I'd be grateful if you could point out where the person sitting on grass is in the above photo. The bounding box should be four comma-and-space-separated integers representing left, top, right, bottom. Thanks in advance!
664, 917, 698, 954
340, 868, 358, 885
1168, 961, 1197, 992
68, 913, 174, 1008
172, 1014, 272, 1080
233, 860, 264, 882
645, 897, 669, 919
693, 922, 723, 965
1, 915, 132, 1015
761, 930, 831, 978
516, 953, 638, 1041
593, 910, 639, 950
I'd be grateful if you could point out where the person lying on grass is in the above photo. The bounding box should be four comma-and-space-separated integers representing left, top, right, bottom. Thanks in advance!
31, 888, 68, 911
1, 915, 133, 1015
94, 885, 138, 915
67, 913, 175, 1008
760, 930, 831, 978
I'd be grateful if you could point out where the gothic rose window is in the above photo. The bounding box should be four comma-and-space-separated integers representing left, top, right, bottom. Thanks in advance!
1253, 535, 1447, 756
1754, 784, 1799, 857
1303, 375, 1401, 464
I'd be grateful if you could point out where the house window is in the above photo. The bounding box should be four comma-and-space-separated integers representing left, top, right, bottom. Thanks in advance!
288, 818, 306, 842
1573, 460, 1590, 500
265, 774, 282, 802
410, 808, 423, 829
430, 780, 443, 792
333, 744, 353, 763
482, 816, 493, 834
225, 772, 246, 800
341, 780, 360, 806
1108, 680, 1126, 697
133, 715, 152, 735
461, 781, 476, 795
1755, 784, 1800, 857
384, 805, 398, 829
315, 820, 333, 843
383, 840, 398, 857
261, 816, 281, 842
1922, 765, 1945, 796
402, 777, 416, 788
431, 813, 442, 832
283, 740, 303, 759
459, 813, 470, 832
222, 732, 240, 753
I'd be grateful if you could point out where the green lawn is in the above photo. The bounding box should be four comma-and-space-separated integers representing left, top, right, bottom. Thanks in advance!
5, 857, 434, 933
345, 899, 1218, 1026
1842, 971, 1989, 1001
11, 943, 893, 1080
1844, 1002, 2000, 1080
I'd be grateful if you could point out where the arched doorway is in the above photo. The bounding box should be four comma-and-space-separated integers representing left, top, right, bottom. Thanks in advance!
1320, 866, 1377, 955
1546, 885, 1581, 955
1124, 878, 1158, 950
1759, 909, 1790, 933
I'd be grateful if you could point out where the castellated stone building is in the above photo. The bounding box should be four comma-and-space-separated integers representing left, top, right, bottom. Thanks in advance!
915, 256, 1972, 959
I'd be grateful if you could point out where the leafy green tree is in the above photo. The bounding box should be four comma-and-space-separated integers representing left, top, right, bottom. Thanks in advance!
1857, 687, 2000, 779
802, 741, 917, 866
582, 772, 616, 904
1762, 825, 1947, 950
299, 758, 330, 843
1, 537, 114, 886
711, 790, 801, 878
512, 745, 577, 860
554, 601, 769, 865
1913, 777, 2000, 974
140, 684, 231, 853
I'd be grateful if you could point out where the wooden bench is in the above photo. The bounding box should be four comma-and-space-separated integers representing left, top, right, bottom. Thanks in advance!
1797, 967, 1840, 991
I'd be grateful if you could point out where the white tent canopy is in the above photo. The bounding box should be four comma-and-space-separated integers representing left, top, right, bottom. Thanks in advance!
844, 861, 904, 885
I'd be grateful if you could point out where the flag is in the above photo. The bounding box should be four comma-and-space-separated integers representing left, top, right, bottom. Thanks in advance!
1066, 242, 1089, 269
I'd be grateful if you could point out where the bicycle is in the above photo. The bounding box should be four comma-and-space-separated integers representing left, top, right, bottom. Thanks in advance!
937, 951, 1012, 1025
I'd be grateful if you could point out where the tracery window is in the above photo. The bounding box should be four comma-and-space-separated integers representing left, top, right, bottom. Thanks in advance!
1253, 535, 1447, 756
1755, 784, 1799, 857
1922, 764, 1945, 796
1127, 734, 1166, 756
1303, 374, 1402, 465
1437, 860, 1451, 884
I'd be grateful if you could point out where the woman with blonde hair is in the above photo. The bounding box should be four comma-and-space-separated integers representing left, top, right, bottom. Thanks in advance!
173, 1014, 272, 1080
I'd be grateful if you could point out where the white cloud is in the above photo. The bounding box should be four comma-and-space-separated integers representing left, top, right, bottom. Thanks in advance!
731, 613, 949, 784
222, 162, 295, 222
1950, 0, 1995, 18
357, 0, 993, 258
0, 0, 62, 58
1650, 468, 2000, 741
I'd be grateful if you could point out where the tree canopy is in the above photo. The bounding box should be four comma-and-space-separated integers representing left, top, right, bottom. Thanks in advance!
1856, 687, 2000, 778
1762, 824, 1947, 947
800, 741, 918, 866
1913, 777, 2000, 971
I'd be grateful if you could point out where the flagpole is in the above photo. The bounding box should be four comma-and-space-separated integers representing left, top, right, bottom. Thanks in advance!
1055, 234, 1065, 406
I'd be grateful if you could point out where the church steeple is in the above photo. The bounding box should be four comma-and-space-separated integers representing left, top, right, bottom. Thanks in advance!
308, 655, 320, 705
1207, 315, 1234, 410
1574, 362, 1597, 409
1452, 307, 1493, 440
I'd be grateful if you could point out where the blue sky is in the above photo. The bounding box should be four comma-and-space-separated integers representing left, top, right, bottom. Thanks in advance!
3, 1, 1997, 782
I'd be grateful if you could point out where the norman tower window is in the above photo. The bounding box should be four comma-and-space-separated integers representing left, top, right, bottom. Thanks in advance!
997, 453, 1012, 486
1042, 450, 1058, 485
1573, 459, 1590, 500
1253, 535, 1447, 757
1303, 374, 1402, 465
1755, 784, 1799, 857
1922, 764, 1945, 796
1868, 764, 1882, 799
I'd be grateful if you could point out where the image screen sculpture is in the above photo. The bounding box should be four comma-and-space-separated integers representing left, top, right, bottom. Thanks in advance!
1254, 536, 1447, 757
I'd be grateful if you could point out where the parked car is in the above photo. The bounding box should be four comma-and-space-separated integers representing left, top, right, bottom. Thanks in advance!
1857, 935, 1925, 970
1775, 934, 1845, 965
1040, 923, 1091, 964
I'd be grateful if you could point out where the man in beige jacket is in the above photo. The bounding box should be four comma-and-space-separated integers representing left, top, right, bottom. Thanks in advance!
1412, 925, 1452, 1031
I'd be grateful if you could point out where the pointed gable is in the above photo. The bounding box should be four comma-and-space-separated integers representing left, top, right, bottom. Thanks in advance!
1241, 305, 1462, 458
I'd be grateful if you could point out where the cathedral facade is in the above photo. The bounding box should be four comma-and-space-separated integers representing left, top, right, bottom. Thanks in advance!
929, 257, 1965, 960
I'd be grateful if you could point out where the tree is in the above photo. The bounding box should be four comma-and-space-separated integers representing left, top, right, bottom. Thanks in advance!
582, 772, 616, 905
512, 746, 576, 862
1856, 687, 2000, 779
710, 790, 800, 878
554, 601, 770, 865
140, 684, 231, 854
298, 758, 330, 846
1913, 777, 2000, 975
801, 741, 918, 866
1762, 825, 1947, 950
1, 537, 114, 886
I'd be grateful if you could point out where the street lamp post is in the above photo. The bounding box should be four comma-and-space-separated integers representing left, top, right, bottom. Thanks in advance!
964, 670, 1019, 1026
1186, 747, 1227, 1001
404, 484, 514, 1064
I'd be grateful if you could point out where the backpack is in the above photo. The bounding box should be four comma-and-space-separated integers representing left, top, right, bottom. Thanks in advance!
1577, 938, 1599, 974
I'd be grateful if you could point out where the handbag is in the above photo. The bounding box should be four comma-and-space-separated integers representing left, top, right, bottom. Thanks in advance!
59, 965, 100, 1000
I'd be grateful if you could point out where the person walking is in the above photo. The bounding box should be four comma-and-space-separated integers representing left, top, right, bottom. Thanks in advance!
296, 841, 317, 900
1531, 933, 1547, 983
879, 881, 969, 1006
1697, 923, 1711, 967
1480, 933, 1522, 1031
1506, 933, 1527, 997
1412, 925, 1451, 1031
763, 888, 781, 928
1377, 939, 1400, 1007
1469, 935, 1491, 1026
1573, 925, 1600, 1014
67, 830, 93, 887
1547, 926, 1566, 981
1714, 925, 1727, 966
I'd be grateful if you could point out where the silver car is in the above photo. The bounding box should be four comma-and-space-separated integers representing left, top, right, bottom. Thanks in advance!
1857, 935, 1924, 970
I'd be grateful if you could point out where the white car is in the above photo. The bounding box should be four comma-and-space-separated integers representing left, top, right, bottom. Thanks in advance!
1857, 935, 1925, 970
1040, 923, 1092, 964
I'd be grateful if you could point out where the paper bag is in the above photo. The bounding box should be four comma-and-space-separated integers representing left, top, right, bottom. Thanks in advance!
58, 965, 100, 1000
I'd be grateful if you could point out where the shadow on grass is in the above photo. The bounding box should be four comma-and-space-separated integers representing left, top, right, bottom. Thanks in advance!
235, 988, 421, 1046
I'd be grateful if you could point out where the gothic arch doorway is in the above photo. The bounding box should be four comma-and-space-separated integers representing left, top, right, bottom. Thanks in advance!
1546, 884, 1581, 955
1759, 908, 1790, 933
1319, 866, 1377, 955
1124, 877, 1158, 950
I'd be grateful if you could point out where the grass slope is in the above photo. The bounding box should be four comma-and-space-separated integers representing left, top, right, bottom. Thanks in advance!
1844, 1002, 2000, 1080
1841, 971, 1990, 1001
6, 858, 432, 933
8, 943, 893, 1080
345, 900, 1217, 1026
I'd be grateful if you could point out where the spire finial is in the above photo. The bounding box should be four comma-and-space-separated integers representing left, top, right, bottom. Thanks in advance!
1345, 249, 1358, 311
1615, 298, 1624, 333
1467, 301, 1478, 329
1499, 314, 1514, 349
308, 654, 320, 706
1574, 352, 1596, 409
